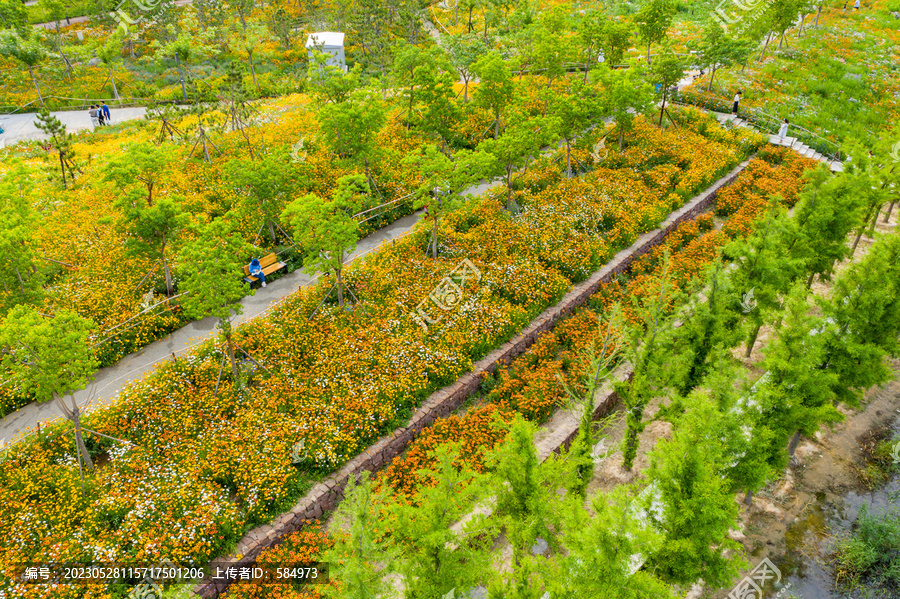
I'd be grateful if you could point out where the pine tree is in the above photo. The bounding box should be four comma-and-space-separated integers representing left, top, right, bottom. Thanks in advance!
724, 198, 804, 357
791, 165, 864, 287
643, 392, 746, 588
323, 472, 392, 599
617, 257, 679, 471
34, 108, 79, 189
386, 444, 493, 598
550, 485, 676, 598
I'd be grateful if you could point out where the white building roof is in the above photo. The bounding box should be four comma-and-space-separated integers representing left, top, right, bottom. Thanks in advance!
305, 32, 345, 49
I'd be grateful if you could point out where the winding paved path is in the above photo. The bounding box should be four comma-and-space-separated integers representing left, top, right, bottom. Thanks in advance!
1, 106, 149, 146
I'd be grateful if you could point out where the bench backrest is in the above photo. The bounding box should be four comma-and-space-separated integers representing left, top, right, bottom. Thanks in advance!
243, 253, 280, 275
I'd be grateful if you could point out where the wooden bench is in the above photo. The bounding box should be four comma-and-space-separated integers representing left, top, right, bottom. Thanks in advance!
243, 253, 287, 284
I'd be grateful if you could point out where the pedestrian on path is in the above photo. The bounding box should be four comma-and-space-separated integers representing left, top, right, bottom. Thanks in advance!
778, 118, 789, 140
101, 101, 111, 125
854, 0, 860, 8
88, 105, 100, 127
732, 90, 742, 115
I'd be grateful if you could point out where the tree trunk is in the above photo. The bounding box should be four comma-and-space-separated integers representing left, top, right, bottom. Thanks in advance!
658, 93, 667, 128
850, 203, 876, 256
462, 76, 469, 102
267, 220, 277, 244
162, 253, 174, 296
109, 67, 120, 100
249, 51, 259, 90
883, 200, 896, 223
467, 6, 473, 32
565, 137, 572, 178
759, 32, 772, 61
221, 318, 240, 386
707, 65, 717, 92
744, 488, 754, 505
788, 430, 802, 456
493, 110, 500, 140
745, 321, 762, 357
176, 54, 187, 101
336, 263, 345, 307
778, 30, 785, 49
29, 66, 45, 107
618, 126, 624, 150
814, 4, 822, 27
55, 391, 94, 471
59, 152, 68, 190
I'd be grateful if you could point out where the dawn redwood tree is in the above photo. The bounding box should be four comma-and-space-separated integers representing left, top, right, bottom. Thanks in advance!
599, 19, 633, 68
281, 175, 367, 308
552, 485, 676, 598
179, 218, 255, 386
472, 51, 517, 139
757, 284, 842, 461
643, 392, 746, 588
817, 232, 900, 408
634, 0, 675, 63
0, 307, 99, 471
672, 259, 742, 396
486, 419, 562, 595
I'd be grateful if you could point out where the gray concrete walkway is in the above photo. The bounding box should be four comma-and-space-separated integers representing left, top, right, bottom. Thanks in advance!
0, 209, 426, 444
0, 106, 148, 146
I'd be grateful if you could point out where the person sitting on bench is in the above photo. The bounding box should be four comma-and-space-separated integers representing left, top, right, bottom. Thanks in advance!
249, 257, 266, 287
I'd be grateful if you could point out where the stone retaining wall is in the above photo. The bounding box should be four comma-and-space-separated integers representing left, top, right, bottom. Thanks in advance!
192, 159, 750, 598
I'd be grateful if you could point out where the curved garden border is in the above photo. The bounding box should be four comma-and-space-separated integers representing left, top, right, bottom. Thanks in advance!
193, 157, 752, 598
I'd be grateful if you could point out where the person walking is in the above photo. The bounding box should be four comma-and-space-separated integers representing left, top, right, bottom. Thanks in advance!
854, 0, 860, 8
101, 101, 111, 125
88, 105, 100, 128
778, 118, 789, 140
732, 90, 742, 115
97, 107, 106, 126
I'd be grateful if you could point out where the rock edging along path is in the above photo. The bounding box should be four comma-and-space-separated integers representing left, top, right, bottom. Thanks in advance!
192, 158, 752, 599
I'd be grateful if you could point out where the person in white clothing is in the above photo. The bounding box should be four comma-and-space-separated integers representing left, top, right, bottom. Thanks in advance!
732, 90, 742, 115
778, 118, 789, 139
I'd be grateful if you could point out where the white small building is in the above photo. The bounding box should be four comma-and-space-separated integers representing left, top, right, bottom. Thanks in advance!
305, 32, 347, 73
